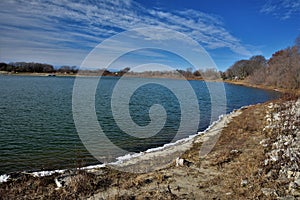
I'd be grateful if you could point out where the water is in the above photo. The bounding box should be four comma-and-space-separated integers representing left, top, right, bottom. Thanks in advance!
0, 75, 280, 174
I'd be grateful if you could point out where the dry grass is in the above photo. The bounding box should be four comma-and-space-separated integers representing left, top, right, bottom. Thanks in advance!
0, 169, 116, 200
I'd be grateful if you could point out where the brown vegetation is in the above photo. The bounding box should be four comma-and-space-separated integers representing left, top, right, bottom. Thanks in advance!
225, 35, 300, 91
225, 55, 267, 80
249, 46, 300, 89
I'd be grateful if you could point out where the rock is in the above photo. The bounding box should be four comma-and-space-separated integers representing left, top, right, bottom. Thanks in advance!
54, 177, 62, 189
294, 172, 300, 179
175, 157, 193, 167
260, 139, 269, 147
54, 173, 76, 189
230, 149, 239, 154
266, 170, 278, 179
277, 196, 296, 200
294, 178, 300, 186
261, 99, 300, 198
291, 188, 300, 196
264, 159, 269, 166
287, 171, 294, 179
268, 103, 274, 109
240, 179, 248, 187
175, 157, 184, 167
261, 188, 277, 197
289, 182, 297, 190
288, 181, 300, 196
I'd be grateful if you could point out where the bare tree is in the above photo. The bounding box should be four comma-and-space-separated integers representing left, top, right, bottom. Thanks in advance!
250, 46, 300, 89
225, 55, 266, 80
295, 34, 300, 54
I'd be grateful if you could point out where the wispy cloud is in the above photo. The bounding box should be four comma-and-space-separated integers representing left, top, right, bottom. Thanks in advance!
0, 0, 252, 66
260, 0, 300, 20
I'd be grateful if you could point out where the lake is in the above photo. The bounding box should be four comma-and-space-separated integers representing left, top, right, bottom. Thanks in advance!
0, 75, 280, 174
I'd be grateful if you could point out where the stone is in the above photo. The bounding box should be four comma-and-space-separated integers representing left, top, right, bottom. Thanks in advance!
290, 188, 300, 196
277, 196, 295, 200
241, 179, 248, 187
175, 157, 184, 167
294, 178, 300, 186
261, 188, 277, 197
230, 149, 239, 154
287, 171, 294, 179
289, 182, 297, 190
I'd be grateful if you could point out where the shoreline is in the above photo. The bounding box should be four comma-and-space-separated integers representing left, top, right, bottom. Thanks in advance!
0, 71, 203, 80
1, 97, 299, 199
224, 79, 300, 95
3, 71, 299, 95
113, 107, 244, 173
0, 107, 242, 179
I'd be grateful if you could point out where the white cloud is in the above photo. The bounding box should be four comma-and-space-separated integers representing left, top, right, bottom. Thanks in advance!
260, 0, 300, 20
0, 0, 252, 66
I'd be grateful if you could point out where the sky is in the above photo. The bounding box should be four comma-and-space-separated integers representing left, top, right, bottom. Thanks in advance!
0, 0, 300, 71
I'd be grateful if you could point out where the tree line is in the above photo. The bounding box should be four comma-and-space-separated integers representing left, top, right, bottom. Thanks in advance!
224, 35, 300, 89
249, 46, 300, 89
1, 35, 299, 89
0, 62, 79, 74
0, 61, 219, 79
224, 55, 267, 80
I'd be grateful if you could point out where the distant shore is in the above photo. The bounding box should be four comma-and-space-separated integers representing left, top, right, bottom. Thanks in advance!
0, 70, 206, 80
0, 71, 78, 77
3, 71, 299, 95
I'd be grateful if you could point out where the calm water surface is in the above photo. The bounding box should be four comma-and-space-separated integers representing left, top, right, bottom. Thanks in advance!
0, 75, 280, 174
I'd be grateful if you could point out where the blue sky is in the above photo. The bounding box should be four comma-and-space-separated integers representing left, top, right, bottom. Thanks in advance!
0, 0, 299, 71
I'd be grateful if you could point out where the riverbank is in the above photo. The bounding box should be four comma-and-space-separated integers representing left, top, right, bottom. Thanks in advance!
225, 79, 300, 95
1, 95, 299, 199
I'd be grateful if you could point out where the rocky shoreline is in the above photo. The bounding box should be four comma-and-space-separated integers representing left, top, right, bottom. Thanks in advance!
0, 95, 299, 199
260, 98, 300, 198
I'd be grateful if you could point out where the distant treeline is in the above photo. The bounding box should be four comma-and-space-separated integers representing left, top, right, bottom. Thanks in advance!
0, 62, 78, 74
0, 62, 133, 76
0, 61, 219, 80
1, 36, 299, 89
